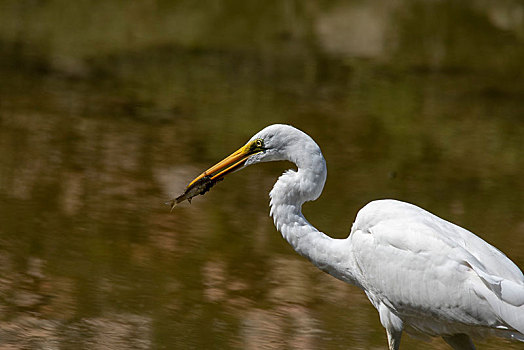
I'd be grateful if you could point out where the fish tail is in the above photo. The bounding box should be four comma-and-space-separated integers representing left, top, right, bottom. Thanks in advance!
165, 199, 176, 213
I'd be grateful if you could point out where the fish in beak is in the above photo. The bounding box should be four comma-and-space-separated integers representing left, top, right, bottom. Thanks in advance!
168, 138, 265, 210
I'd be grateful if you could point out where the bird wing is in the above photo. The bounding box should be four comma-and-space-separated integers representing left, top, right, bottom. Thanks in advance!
349, 199, 524, 337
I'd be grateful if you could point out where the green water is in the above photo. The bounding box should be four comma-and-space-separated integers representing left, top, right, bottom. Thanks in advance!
0, 1, 523, 349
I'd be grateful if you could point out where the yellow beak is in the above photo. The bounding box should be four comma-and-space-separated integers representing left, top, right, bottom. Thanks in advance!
187, 140, 261, 188
168, 138, 265, 209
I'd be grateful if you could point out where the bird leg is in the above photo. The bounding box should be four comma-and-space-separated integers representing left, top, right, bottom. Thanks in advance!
442, 334, 476, 350
386, 328, 402, 350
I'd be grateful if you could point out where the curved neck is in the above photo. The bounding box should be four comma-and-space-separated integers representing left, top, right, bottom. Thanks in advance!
268, 151, 360, 286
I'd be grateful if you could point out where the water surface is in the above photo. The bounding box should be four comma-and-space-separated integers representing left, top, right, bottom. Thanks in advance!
0, 1, 523, 349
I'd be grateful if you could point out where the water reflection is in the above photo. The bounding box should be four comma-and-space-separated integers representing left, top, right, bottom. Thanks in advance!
1, 1, 523, 349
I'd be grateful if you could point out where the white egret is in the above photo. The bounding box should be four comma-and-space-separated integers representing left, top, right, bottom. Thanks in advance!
179, 124, 524, 349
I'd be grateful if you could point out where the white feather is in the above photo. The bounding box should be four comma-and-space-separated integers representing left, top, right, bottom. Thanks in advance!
239, 124, 524, 349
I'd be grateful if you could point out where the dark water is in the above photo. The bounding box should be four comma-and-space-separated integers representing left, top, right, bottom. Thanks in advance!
0, 1, 523, 349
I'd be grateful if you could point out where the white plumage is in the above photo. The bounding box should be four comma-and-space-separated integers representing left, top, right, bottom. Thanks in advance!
188, 124, 524, 349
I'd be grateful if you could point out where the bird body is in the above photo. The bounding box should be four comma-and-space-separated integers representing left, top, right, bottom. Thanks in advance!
180, 124, 524, 349
351, 200, 524, 342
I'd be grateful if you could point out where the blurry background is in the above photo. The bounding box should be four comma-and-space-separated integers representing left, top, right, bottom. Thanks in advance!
0, 0, 523, 349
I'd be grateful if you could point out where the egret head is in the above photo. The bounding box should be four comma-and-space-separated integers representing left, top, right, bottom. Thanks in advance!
172, 124, 325, 207
185, 124, 309, 187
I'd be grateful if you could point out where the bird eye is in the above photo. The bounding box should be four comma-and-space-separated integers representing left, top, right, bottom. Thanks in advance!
256, 139, 263, 148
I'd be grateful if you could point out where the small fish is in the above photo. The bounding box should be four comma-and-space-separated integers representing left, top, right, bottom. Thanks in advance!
167, 175, 222, 211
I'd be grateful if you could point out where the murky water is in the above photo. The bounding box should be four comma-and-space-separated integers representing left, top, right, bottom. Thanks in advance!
1, 1, 523, 349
